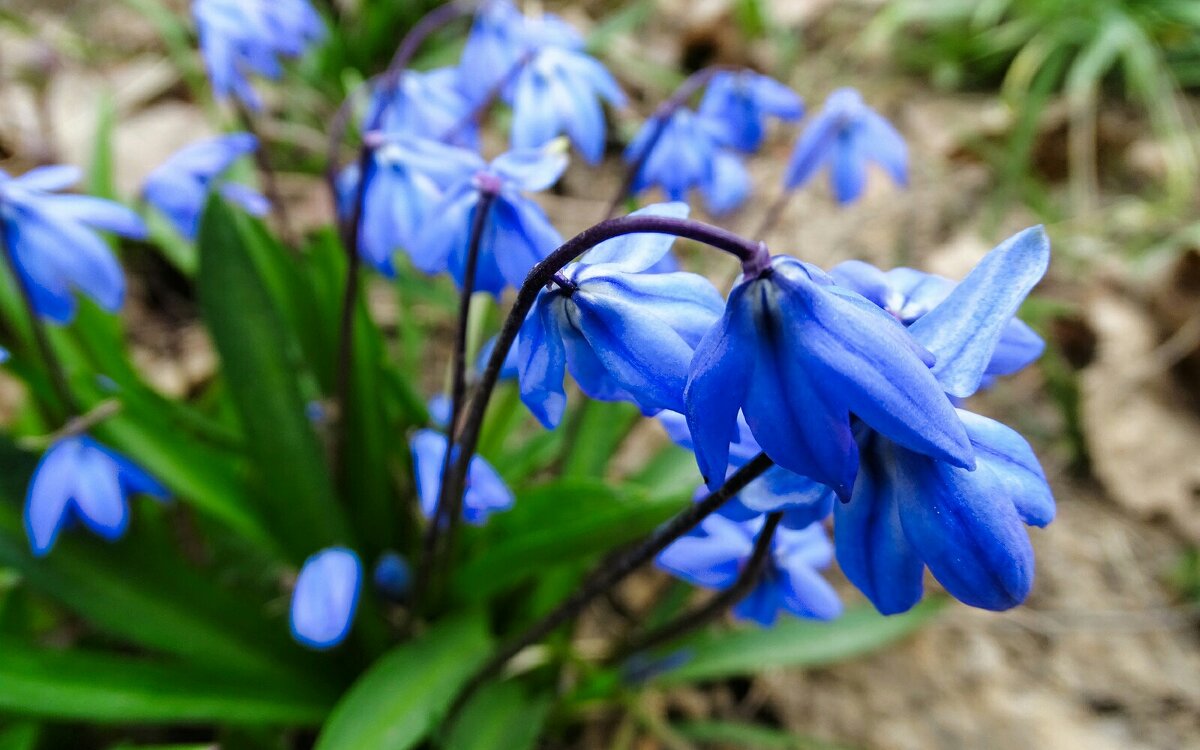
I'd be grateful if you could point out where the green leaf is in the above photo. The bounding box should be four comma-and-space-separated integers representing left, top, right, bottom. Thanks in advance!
655, 600, 945, 684
88, 94, 117, 200
197, 197, 350, 560
315, 614, 492, 750
444, 681, 550, 750
0, 637, 332, 725
560, 400, 641, 480
675, 721, 854, 750
0, 722, 40, 750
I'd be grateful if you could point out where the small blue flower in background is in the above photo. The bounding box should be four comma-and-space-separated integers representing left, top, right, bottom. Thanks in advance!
625, 109, 750, 215
193, 0, 324, 110
518, 203, 724, 428
458, 0, 534, 104
25, 436, 169, 557
657, 514, 842, 626
0, 166, 147, 324
414, 141, 567, 295
372, 551, 412, 603
699, 70, 804, 153
290, 547, 361, 650
427, 394, 454, 429
831, 227, 1055, 614
685, 253, 973, 501
368, 68, 478, 147
410, 430, 514, 526
783, 87, 907, 204
142, 133, 269, 240
477, 334, 522, 381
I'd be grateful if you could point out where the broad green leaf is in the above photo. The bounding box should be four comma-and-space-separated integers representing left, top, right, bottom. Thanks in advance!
197, 197, 350, 561
560, 400, 641, 480
315, 614, 491, 750
655, 600, 945, 684
0, 722, 40, 750
675, 721, 853, 750
0, 637, 332, 725
444, 681, 550, 750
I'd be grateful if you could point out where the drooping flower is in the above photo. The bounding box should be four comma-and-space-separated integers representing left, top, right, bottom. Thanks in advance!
142, 133, 268, 240
0, 166, 147, 323
625, 108, 750, 215
783, 87, 906, 204
372, 551, 412, 603
413, 141, 567, 295
410, 430, 514, 526
698, 70, 804, 153
657, 514, 842, 626
518, 203, 724, 428
685, 254, 973, 500
24, 436, 168, 557
193, 0, 325, 110
831, 227, 1055, 614
289, 547, 361, 649
367, 68, 478, 148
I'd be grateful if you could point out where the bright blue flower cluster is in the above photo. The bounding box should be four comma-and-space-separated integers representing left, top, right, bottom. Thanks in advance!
143, 133, 269, 240
192, 0, 324, 110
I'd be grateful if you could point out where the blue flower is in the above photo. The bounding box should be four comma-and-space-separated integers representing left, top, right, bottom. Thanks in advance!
657, 514, 842, 626
338, 135, 483, 276
410, 429, 514, 526
685, 254, 973, 501
0, 166, 147, 323
783, 87, 907, 204
698, 70, 804, 153
142, 133, 268, 240
414, 142, 567, 295
193, 0, 324, 110
24, 436, 168, 557
625, 108, 750, 215
372, 551, 412, 603
367, 68, 478, 147
289, 547, 361, 650
477, 334, 521, 381
831, 227, 1055, 614
517, 203, 724, 428
459, 0, 584, 105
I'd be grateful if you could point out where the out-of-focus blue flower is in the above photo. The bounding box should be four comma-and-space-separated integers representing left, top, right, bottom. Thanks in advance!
337, 135, 482, 276
372, 551, 412, 602
657, 514, 842, 626
518, 203, 723, 428
427, 394, 453, 429
783, 88, 906, 204
414, 141, 567, 295
142, 133, 268, 240
24, 436, 168, 557
477, 334, 521, 381
832, 227, 1055, 614
193, 0, 324, 110
658, 411, 833, 530
367, 68, 478, 148
459, 0, 585, 104
289, 547, 361, 649
685, 254, 973, 501
625, 108, 750, 215
699, 70, 804, 153
410, 429, 514, 526
0, 166, 147, 324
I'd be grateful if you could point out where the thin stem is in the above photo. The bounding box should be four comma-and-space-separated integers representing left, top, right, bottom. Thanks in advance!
0, 207, 76, 418
453, 453, 775, 712
752, 188, 792, 241
603, 65, 734, 219
613, 512, 782, 660
235, 101, 297, 248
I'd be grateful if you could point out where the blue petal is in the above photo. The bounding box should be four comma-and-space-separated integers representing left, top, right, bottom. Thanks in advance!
783, 107, 839, 190
958, 410, 1055, 527
830, 127, 868, 203
518, 292, 569, 428
656, 515, 751, 589
732, 577, 785, 626
579, 202, 690, 272
14, 165, 81, 191
987, 318, 1045, 377
219, 182, 271, 217
290, 547, 362, 650
860, 110, 908, 186
71, 446, 128, 541
576, 269, 723, 348
463, 455, 515, 525
373, 551, 412, 601
701, 151, 750, 215
410, 429, 449, 519
908, 226, 1050, 398
51, 195, 148, 239
24, 439, 78, 556
778, 563, 842, 620
490, 143, 569, 192
491, 195, 562, 291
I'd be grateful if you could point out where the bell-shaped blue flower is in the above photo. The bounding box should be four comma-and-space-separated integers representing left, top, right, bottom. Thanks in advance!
25, 436, 168, 557
367, 68, 478, 148
517, 203, 723, 428
142, 133, 268, 240
289, 547, 362, 649
372, 551, 412, 603
657, 514, 842, 626
414, 141, 567, 295
459, 0, 577, 105
686, 254, 973, 501
410, 430, 514, 526
783, 87, 906, 204
193, 0, 324, 110
698, 70, 804, 153
625, 108, 750, 215
1, 166, 147, 323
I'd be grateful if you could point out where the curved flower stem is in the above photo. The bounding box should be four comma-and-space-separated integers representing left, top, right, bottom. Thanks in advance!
234, 101, 297, 249
0, 208, 76, 420
453, 452, 775, 713
603, 65, 734, 220
414, 190, 497, 613
611, 511, 782, 662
